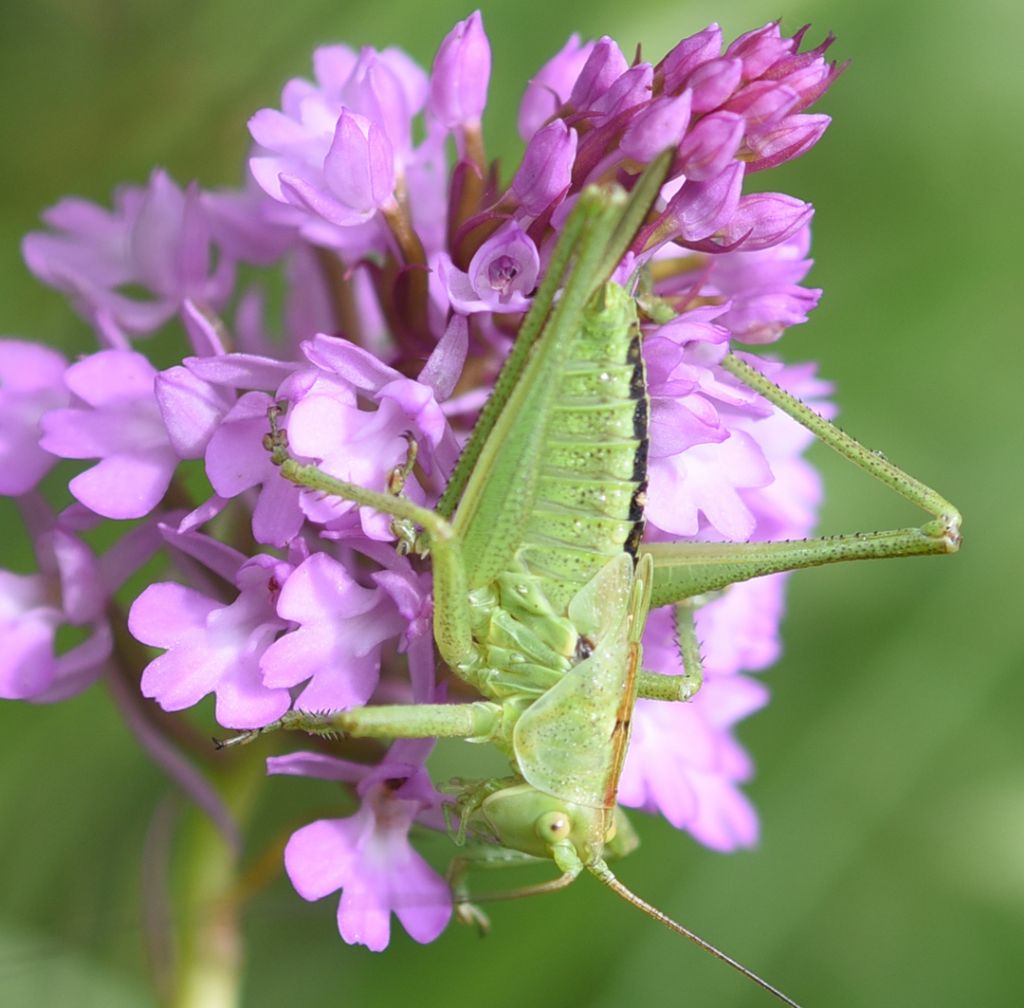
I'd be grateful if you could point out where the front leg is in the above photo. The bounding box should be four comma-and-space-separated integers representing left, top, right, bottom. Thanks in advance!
265, 406, 477, 671
447, 842, 580, 933
386, 432, 420, 553
637, 600, 704, 702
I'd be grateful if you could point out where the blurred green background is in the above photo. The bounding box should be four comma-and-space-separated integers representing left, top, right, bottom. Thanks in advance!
1, 0, 1021, 1005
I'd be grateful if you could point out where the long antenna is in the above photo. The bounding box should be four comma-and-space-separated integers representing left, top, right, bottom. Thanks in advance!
588, 861, 802, 1008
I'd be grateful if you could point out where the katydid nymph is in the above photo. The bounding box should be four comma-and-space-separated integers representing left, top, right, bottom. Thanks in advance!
220, 155, 961, 1006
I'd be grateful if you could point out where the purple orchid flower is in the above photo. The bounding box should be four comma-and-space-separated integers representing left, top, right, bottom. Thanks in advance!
23, 170, 234, 343
0, 340, 69, 496
269, 743, 452, 951
40, 349, 180, 520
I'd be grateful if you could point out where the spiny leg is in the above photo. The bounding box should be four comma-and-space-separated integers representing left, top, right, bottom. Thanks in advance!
216, 701, 502, 749
722, 351, 961, 537
674, 599, 705, 694
644, 529, 958, 607
643, 355, 961, 608
636, 600, 704, 701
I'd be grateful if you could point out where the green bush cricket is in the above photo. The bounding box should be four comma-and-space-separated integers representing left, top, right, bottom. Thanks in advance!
220, 154, 961, 1005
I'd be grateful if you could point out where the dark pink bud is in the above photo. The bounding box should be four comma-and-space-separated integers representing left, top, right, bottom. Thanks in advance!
676, 111, 744, 181
722, 80, 799, 127
688, 58, 743, 113
725, 21, 793, 81
512, 120, 578, 216
620, 92, 692, 163
763, 31, 836, 82
662, 161, 744, 242
591, 64, 653, 121
568, 36, 628, 111
776, 59, 845, 112
762, 32, 845, 111
660, 23, 722, 94
719, 192, 814, 251
780, 62, 834, 106
429, 11, 491, 129
745, 113, 830, 172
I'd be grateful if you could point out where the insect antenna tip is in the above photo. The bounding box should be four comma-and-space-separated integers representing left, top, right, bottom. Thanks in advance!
588, 861, 802, 1007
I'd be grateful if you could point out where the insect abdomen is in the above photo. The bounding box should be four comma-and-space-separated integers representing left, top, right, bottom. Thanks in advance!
517, 283, 648, 610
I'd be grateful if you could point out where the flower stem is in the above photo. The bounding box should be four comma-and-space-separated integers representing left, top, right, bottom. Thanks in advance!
167, 748, 264, 1008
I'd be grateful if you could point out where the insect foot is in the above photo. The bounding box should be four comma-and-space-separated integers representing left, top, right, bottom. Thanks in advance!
388, 433, 422, 552
453, 900, 491, 936
262, 402, 291, 466
937, 512, 963, 552
214, 709, 341, 749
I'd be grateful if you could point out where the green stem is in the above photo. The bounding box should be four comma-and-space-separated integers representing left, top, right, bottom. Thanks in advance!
168, 749, 264, 1008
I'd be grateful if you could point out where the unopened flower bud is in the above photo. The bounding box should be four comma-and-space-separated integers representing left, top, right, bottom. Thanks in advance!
661, 161, 744, 242
745, 113, 830, 172
688, 57, 743, 113
719, 192, 814, 251
725, 21, 792, 80
620, 92, 693, 163
322, 110, 396, 217
722, 81, 799, 128
428, 10, 491, 129
660, 23, 723, 94
591, 63, 652, 121
568, 36, 628, 111
676, 111, 745, 181
512, 120, 578, 216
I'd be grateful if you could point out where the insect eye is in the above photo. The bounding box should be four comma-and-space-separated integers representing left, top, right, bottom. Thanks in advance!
536, 810, 572, 841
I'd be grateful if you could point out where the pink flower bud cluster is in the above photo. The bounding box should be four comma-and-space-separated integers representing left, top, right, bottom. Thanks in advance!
3, 14, 844, 948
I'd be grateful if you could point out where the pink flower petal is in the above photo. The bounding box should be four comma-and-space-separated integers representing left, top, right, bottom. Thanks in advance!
69, 450, 176, 519
285, 817, 360, 901
129, 582, 219, 646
